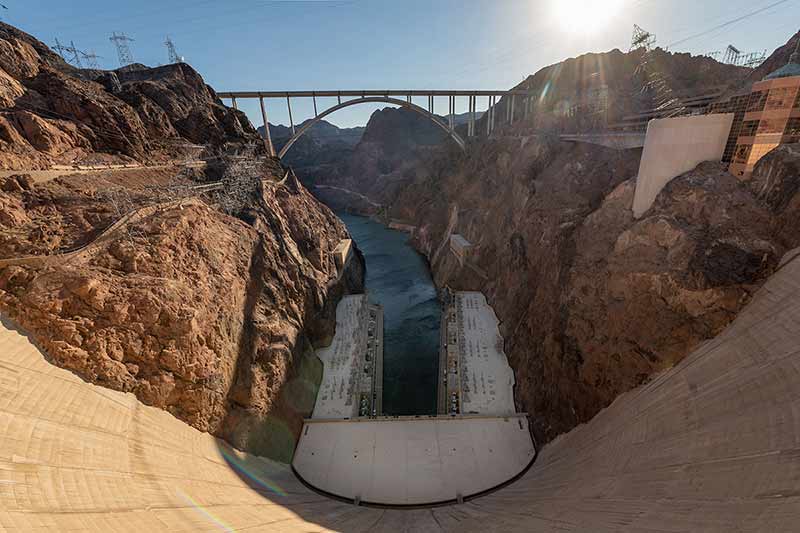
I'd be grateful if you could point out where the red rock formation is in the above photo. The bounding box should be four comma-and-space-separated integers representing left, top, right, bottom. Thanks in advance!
0, 22, 260, 170
0, 169, 364, 460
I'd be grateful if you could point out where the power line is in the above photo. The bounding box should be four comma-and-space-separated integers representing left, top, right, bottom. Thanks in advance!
665, 0, 793, 48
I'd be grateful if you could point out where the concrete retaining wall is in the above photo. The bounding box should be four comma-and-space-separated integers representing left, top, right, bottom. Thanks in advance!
632, 113, 733, 218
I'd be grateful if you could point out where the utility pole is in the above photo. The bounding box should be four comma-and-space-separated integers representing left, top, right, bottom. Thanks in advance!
109, 32, 135, 67
164, 36, 181, 64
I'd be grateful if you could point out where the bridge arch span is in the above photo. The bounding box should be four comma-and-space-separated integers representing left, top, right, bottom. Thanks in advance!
278, 96, 466, 159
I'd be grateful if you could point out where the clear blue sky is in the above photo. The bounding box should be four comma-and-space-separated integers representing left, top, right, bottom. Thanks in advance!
6, 0, 799, 128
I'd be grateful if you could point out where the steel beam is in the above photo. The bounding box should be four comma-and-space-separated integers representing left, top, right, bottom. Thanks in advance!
259, 97, 275, 157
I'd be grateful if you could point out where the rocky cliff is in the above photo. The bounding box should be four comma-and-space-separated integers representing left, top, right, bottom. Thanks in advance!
388, 134, 800, 441
0, 166, 364, 459
0, 22, 260, 170
0, 22, 365, 460
291, 106, 452, 212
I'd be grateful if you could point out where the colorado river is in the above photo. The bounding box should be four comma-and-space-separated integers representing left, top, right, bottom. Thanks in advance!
338, 213, 440, 415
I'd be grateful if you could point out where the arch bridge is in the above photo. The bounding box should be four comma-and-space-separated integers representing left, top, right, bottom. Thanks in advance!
216, 89, 536, 158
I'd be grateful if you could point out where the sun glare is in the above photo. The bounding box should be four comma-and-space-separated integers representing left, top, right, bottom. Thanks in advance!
553, 0, 624, 35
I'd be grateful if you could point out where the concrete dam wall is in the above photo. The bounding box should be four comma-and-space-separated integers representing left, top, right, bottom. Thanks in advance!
2, 251, 800, 531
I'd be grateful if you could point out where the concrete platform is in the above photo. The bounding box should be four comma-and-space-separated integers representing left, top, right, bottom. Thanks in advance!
313, 295, 383, 419
455, 292, 515, 415
292, 414, 535, 505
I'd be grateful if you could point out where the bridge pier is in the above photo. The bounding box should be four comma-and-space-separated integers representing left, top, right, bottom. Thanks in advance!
259, 97, 275, 157
286, 95, 295, 135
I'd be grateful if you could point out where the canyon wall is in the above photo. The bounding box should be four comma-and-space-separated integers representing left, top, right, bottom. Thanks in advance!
0, 23, 365, 460
389, 136, 800, 441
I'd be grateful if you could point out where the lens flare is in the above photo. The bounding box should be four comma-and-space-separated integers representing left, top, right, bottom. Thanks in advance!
218, 444, 289, 497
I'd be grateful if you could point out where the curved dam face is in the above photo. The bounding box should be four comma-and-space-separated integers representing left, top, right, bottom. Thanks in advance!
2, 255, 800, 531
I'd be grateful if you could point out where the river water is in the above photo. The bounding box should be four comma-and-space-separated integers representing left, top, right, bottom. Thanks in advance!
337, 213, 440, 415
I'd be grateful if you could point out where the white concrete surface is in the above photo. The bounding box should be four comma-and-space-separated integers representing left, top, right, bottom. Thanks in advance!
633, 113, 734, 218
312, 295, 368, 419
456, 292, 516, 415
292, 415, 535, 505
333, 238, 352, 272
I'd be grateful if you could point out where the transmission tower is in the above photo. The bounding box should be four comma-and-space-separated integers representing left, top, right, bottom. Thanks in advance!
630, 24, 656, 52
52, 38, 68, 59
65, 40, 83, 68
109, 32, 135, 67
164, 36, 181, 64
53, 38, 84, 68
723, 45, 741, 65
81, 50, 102, 69
630, 24, 686, 118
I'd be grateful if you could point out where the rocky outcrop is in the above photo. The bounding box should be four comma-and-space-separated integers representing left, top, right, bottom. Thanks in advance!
390, 136, 800, 442
293, 107, 450, 212
0, 166, 364, 460
0, 22, 261, 170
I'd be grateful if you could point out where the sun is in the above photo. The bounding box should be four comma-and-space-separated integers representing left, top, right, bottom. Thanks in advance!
553, 0, 624, 35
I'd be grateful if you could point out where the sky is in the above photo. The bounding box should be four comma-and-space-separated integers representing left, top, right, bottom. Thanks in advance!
5, 0, 799, 128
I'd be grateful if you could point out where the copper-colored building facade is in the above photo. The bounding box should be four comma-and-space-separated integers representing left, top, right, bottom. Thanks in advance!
728, 76, 800, 177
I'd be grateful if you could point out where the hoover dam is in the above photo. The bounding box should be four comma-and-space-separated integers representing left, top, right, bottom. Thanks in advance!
2, 248, 798, 530
2, 4, 800, 531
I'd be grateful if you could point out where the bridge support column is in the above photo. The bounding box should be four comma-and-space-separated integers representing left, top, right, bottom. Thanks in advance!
510, 94, 515, 125
259, 97, 275, 157
313, 92, 318, 117
489, 95, 497, 133
469, 95, 475, 137
286, 95, 295, 135
231, 96, 237, 110
448, 95, 454, 131
524, 96, 529, 121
